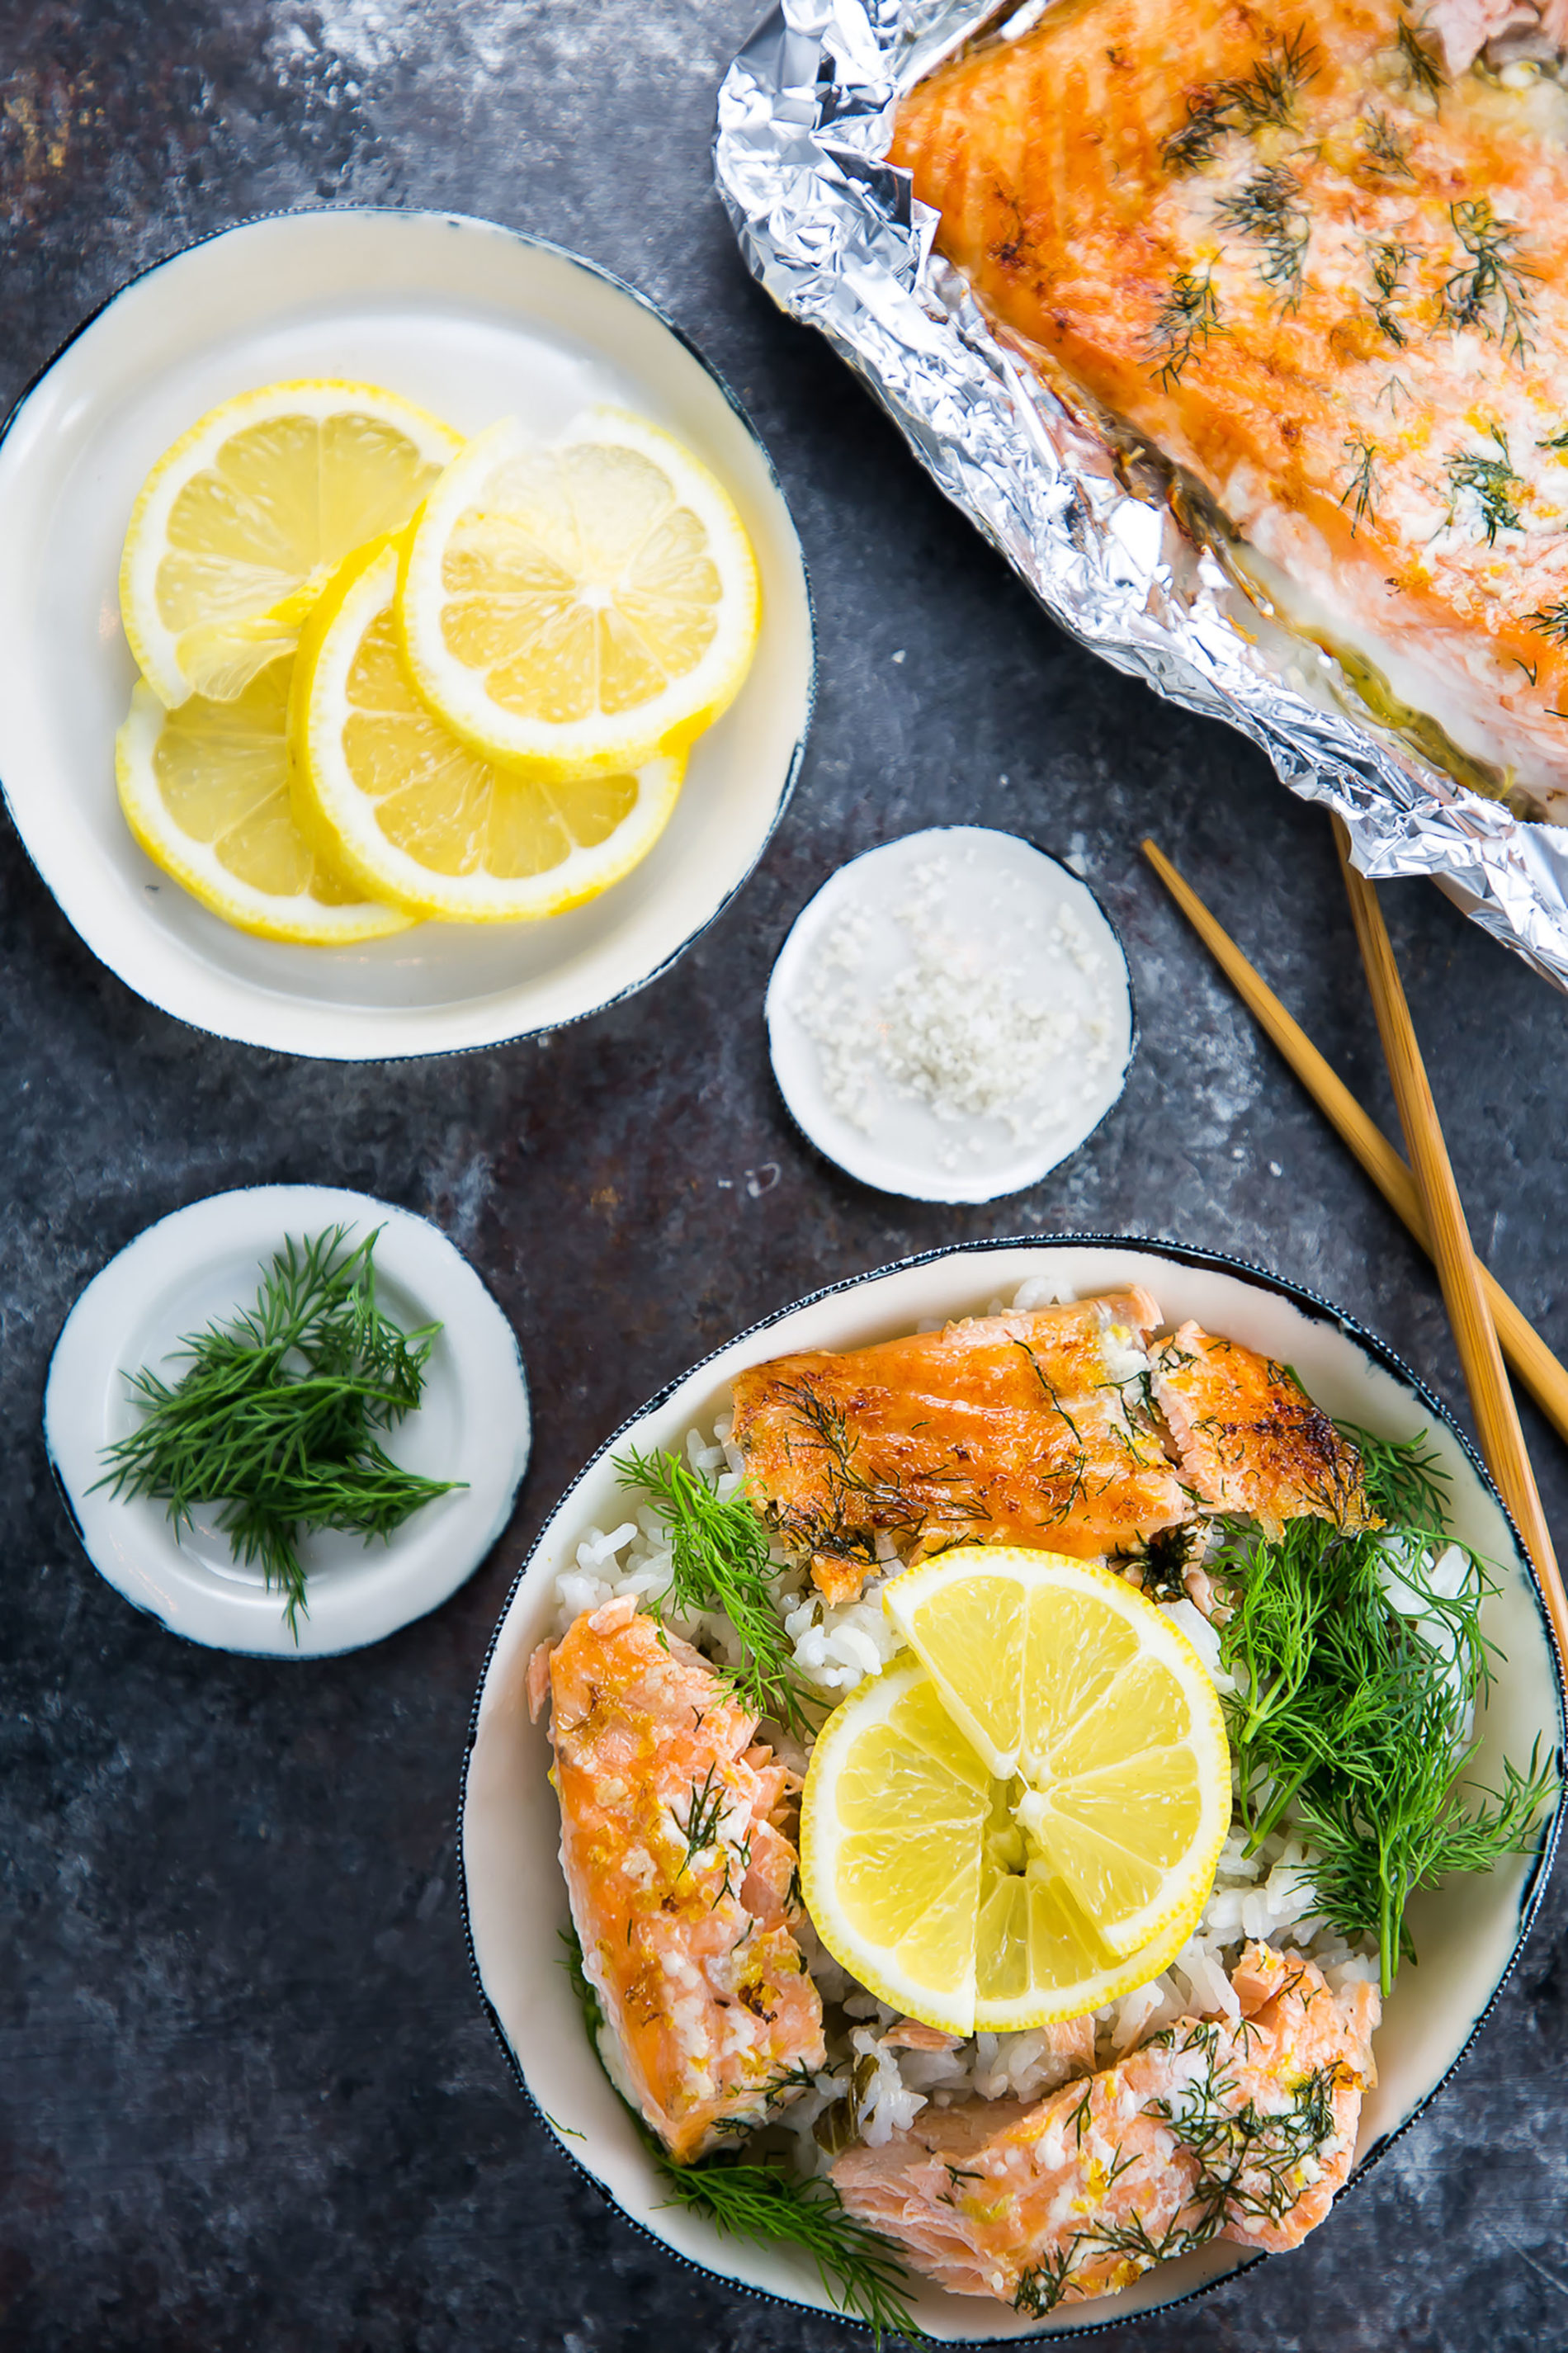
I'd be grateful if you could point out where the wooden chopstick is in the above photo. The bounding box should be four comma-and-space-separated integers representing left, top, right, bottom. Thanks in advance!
1141, 838, 1568, 1453
1329, 819, 1565, 1635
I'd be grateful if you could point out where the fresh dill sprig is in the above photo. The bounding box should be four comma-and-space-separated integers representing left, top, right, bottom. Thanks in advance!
1396, 12, 1445, 104
1216, 165, 1310, 309
656, 2156, 927, 2345
1440, 199, 1537, 361
1161, 29, 1317, 171
1527, 598, 1568, 646
1539, 424, 1568, 452
1211, 1439, 1558, 1997
1446, 429, 1524, 545
1231, 26, 1319, 127
1150, 267, 1222, 388
556, 1929, 923, 2344
92, 1226, 459, 1637
1339, 432, 1379, 535
1343, 1423, 1450, 1525
613, 1445, 822, 1736
1361, 108, 1415, 177
1368, 238, 1412, 345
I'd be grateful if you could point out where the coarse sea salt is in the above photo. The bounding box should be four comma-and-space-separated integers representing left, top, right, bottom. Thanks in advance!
766, 827, 1134, 1202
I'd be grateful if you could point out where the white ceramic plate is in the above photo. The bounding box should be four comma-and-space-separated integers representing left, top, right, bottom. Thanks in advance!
766, 829, 1136, 1202
46, 1184, 530, 1656
0, 210, 815, 1060
460, 1238, 1563, 2339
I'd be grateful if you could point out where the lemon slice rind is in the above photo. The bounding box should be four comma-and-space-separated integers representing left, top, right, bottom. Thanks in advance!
290, 536, 686, 923
116, 673, 414, 947
120, 380, 462, 708
394, 408, 761, 780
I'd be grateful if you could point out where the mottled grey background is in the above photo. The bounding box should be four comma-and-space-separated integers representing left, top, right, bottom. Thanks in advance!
2, 1, 1565, 2347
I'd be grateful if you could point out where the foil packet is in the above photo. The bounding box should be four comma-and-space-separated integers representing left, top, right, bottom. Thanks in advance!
715, 0, 1568, 987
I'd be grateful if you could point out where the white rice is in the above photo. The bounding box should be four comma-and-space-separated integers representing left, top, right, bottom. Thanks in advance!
550, 1277, 1381, 2159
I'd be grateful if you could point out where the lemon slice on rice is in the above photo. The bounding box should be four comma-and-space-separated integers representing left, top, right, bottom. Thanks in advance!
116, 662, 413, 945
394, 409, 760, 779
801, 1549, 1230, 2034
289, 535, 685, 922
120, 380, 461, 706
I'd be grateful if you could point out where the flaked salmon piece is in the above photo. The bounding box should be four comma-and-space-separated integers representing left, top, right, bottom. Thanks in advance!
883, 2019, 963, 2053
545, 1596, 824, 2162
1154, 1322, 1378, 1536
730, 1292, 1191, 1603
832, 1943, 1379, 2310
893, 0, 1568, 816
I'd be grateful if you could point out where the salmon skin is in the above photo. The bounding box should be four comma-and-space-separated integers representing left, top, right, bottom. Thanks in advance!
539, 1596, 824, 2161
730, 1292, 1192, 1604
832, 1941, 1380, 2310
1154, 1321, 1378, 1536
893, 0, 1568, 813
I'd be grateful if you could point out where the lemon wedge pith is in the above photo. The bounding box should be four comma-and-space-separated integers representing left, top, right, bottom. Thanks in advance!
801, 1550, 1230, 2034
120, 380, 461, 706
394, 408, 761, 779
289, 535, 685, 922
115, 664, 413, 946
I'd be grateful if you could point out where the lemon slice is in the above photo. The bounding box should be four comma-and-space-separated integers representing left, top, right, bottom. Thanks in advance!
884, 1548, 1230, 1965
394, 408, 761, 779
289, 536, 685, 921
120, 380, 461, 706
116, 664, 413, 945
801, 1657, 1197, 2035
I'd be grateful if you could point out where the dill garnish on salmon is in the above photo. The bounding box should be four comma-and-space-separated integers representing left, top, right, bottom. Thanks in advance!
892, 0, 1568, 814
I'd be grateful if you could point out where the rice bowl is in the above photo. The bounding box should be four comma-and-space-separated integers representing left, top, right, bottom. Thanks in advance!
460, 1239, 1563, 2338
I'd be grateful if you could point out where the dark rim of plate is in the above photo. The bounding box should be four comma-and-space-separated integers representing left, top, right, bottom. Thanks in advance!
0, 205, 816, 1068
456, 1231, 1566, 2346
763, 829, 1141, 1206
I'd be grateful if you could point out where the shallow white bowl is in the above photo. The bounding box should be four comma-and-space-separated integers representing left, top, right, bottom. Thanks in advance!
460, 1237, 1562, 2338
0, 209, 815, 1061
46, 1184, 530, 1656
766, 829, 1136, 1202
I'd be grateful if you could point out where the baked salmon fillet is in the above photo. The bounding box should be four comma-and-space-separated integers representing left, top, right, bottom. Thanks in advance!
730, 1291, 1192, 1603
893, 0, 1568, 809
832, 1940, 1380, 2310
536, 1596, 824, 2161
1153, 1321, 1378, 1534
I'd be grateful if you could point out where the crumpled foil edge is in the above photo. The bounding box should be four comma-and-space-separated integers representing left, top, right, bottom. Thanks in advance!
715, 0, 1568, 989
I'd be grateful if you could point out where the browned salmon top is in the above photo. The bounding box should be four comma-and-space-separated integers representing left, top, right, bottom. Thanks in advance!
1154, 1321, 1378, 1535
894, 0, 1568, 803
730, 1291, 1192, 1602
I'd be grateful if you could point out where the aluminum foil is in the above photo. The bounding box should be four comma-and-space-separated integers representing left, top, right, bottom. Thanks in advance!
715, 0, 1568, 987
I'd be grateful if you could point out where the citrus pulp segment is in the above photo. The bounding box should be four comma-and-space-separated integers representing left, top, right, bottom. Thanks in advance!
290, 537, 686, 921
394, 409, 761, 778
115, 667, 413, 945
883, 1548, 1231, 1966
120, 381, 461, 706
801, 1656, 1204, 2036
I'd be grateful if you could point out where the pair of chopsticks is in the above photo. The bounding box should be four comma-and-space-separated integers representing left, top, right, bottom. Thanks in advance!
1142, 834, 1568, 1666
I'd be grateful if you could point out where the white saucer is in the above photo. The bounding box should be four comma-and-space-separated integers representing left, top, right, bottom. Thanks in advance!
766, 828, 1136, 1201
45, 1185, 530, 1656
0, 210, 815, 1060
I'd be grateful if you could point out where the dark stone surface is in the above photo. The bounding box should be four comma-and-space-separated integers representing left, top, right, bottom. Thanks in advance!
1, 2, 1565, 2346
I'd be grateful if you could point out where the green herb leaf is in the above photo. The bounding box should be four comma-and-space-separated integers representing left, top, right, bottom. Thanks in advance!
93, 1227, 461, 1637
1212, 1439, 1558, 1996
612, 1445, 824, 1736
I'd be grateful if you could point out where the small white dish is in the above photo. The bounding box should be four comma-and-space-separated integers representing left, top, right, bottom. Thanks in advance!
0, 210, 815, 1061
766, 829, 1135, 1202
46, 1184, 529, 1657
461, 1238, 1562, 2339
